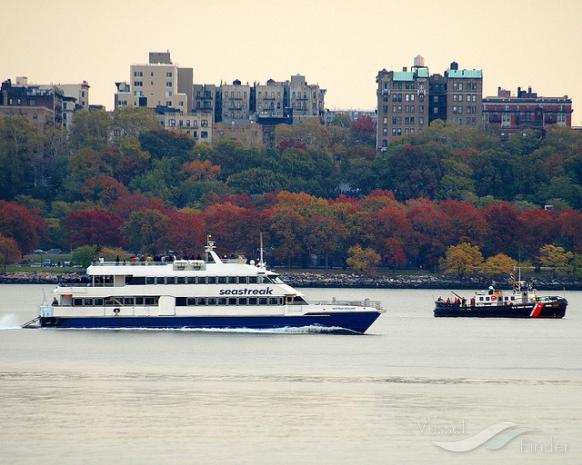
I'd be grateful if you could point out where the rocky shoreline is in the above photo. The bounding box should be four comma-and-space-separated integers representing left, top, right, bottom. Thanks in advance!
1, 269, 581, 290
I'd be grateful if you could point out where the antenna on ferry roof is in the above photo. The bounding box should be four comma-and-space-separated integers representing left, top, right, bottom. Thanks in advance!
259, 232, 265, 268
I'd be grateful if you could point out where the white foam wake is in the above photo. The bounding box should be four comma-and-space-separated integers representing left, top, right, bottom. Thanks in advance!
0, 314, 23, 330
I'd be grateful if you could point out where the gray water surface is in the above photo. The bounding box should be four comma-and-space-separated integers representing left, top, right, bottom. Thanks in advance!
0, 284, 580, 465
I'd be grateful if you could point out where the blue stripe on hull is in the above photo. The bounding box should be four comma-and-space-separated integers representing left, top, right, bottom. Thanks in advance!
40, 312, 381, 334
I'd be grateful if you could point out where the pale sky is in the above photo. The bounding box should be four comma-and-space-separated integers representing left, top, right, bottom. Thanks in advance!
1, 0, 581, 124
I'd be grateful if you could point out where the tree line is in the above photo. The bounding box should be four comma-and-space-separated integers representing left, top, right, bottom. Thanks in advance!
1, 108, 582, 271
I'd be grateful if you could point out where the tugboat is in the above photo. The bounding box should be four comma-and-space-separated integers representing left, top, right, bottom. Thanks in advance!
434, 271, 567, 318
23, 237, 383, 333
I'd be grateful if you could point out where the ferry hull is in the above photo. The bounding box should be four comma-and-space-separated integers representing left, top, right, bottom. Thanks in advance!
434, 300, 567, 318
38, 311, 381, 334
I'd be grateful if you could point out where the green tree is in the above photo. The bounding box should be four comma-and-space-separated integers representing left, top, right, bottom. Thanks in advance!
71, 245, 98, 268
111, 107, 160, 139
480, 253, 517, 277
99, 247, 132, 261
121, 209, 170, 254
69, 110, 111, 150
0, 237, 21, 271
346, 245, 381, 274
440, 242, 484, 278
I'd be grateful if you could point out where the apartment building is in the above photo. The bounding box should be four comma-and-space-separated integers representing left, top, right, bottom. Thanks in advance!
156, 107, 212, 144
289, 74, 326, 124
114, 51, 193, 111
219, 80, 251, 122
444, 62, 483, 126
255, 79, 287, 120
376, 55, 429, 149
483, 86, 573, 134
0, 78, 65, 129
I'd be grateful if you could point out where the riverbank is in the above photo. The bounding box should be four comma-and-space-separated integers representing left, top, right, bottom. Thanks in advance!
1, 269, 581, 290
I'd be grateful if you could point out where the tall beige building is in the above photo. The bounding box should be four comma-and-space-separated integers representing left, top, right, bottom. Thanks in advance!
255, 79, 286, 119
114, 51, 193, 111
289, 74, 326, 123
220, 80, 251, 122
376, 56, 429, 149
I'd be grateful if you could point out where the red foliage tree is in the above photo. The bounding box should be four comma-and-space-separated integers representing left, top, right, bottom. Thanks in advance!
558, 209, 582, 253
351, 115, 375, 143
202, 203, 261, 257
162, 211, 206, 256
439, 200, 489, 247
517, 209, 560, 257
0, 200, 46, 254
110, 192, 168, 218
482, 201, 524, 256
65, 209, 124, 248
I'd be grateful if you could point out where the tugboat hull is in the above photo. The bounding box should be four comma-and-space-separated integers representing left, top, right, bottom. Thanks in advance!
434, 299, 567, 318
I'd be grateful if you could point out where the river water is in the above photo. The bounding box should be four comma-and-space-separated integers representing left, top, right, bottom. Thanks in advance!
0, 284, 580, 465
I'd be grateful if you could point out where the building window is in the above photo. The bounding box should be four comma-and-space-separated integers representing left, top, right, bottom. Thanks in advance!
166, 82, 172, 87
166, 72, 172, 77
201, 119, 208, 127
201, 131, 208, 138
133, 81, 143, 87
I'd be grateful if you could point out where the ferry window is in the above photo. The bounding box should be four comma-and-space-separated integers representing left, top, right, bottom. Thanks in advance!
176, 297, 187, 306
84, 299, 93, 306
207, 277, 217, 284
218, 277, 227, 284
257, 277, 264, 284
135, 297, 144, 305
248, 277, 258, 284
145, 297, 157, 305
146, 277, 155, 284
228, 298, 237, 305
227, 277, 237, 284
218, 298, 227, 305
239, 277, 248, 284
166, 277, 176, 285
196, 298, 208, 306
74, 298, 83, 306
177, 277, 186, 284
268, 298, 279, 305
239, 298, 248, 305
123, 298, 134, 305
187, 277, 196, 284
208, 298, 217, 305
95, 298, 104, 306
249, 298, 257, 305
155, 277, 164, 285
127, 277, 145, 285
259, 298, 268, 305
105, 297, 120, 305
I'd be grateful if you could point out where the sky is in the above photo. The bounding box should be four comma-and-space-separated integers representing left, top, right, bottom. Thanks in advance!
1, 0, 581, 124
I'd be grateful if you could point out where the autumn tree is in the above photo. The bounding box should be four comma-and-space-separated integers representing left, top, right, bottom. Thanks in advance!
538, 244, 573, 275
440, 242, 484, 278
0, 200, 46, 254
480, 253, 517, 277
65, 209, 124, 248
162, 211, 205, 256
0, 237, 21, 271
346, 245, 381, 274
80, 176, 129, 206
121, 209, 171, 255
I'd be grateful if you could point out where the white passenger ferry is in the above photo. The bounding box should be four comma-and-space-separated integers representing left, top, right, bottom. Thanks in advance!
30, 239, 383, 333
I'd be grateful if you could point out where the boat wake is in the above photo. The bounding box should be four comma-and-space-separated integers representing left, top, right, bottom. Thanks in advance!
0, 314, 23, 330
